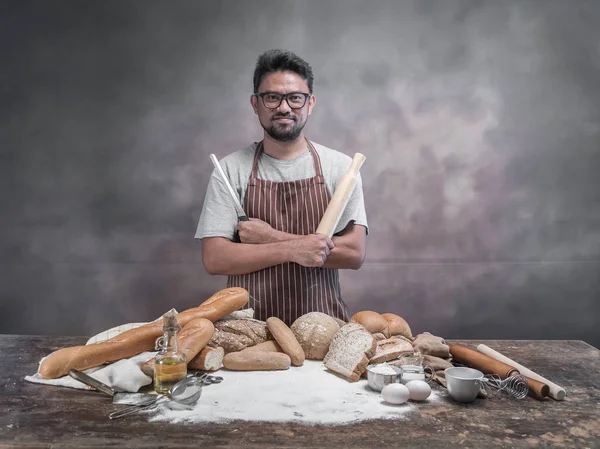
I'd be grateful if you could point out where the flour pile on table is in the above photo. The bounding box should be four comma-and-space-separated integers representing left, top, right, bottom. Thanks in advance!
148, 360, 440, 425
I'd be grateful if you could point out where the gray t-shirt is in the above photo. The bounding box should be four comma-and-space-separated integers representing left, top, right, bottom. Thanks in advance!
195, 140, 368, 240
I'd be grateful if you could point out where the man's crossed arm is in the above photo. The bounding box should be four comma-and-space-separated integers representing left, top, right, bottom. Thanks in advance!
202, 218, 366, 276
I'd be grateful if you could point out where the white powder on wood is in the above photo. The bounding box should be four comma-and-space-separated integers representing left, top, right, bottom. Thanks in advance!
148, 360, 440, 425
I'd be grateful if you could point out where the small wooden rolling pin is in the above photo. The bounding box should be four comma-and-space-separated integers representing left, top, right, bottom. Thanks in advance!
315, 153, 366, 238
477, 344, 566, 401
449, 344, 550, 398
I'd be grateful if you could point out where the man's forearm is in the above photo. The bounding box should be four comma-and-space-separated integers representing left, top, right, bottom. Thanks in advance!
268, 230, 364, 270
204, 240, 292, 275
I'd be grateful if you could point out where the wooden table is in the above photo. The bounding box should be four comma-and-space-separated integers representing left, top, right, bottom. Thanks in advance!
1, 336, 599, 448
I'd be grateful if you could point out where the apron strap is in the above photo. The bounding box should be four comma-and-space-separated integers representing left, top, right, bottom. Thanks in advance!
249, 138, 325, 182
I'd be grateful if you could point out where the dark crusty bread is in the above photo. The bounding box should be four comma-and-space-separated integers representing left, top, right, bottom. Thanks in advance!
208, 319, 272, 353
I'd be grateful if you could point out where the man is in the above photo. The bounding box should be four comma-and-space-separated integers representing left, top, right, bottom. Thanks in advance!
196, 49, 368, 325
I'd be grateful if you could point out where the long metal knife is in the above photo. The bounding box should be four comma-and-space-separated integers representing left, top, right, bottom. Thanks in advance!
69, 369, 157, 405
209, 153, 249, 221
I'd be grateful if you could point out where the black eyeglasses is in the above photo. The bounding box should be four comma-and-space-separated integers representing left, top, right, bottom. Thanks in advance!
254, 91, 311, 109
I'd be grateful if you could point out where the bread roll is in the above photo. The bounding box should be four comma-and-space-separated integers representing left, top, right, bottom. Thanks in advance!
266, 317, 304, 366
188, 346, 224, 371
39, 287, 248, 379
141, 318, 215, 376
209, 319, 272, 353
241, 340, 283, 353
381, 313, 413, 340
223, 351, 291, 371
350, 311, 389, 337
290, 312, 340, 360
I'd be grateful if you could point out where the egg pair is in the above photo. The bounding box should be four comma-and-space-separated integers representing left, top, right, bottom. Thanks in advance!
381, 380, 431, 404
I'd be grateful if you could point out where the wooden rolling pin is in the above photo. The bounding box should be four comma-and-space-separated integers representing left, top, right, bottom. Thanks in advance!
449, 344, 550, 398
477, 344, 565, 401
315, 153, 366, 238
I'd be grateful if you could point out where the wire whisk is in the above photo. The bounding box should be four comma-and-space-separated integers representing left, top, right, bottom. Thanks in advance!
483, 374, 529, 399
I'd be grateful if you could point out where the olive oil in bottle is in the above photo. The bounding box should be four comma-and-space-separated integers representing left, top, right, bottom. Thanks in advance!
154, 309, 187, 394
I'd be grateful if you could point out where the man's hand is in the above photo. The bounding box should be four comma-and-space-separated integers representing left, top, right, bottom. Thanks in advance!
237, 218, 277, 244
288, 234, 335, 267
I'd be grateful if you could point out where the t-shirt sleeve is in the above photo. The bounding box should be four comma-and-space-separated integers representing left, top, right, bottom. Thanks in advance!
334, 171, 369, 236
195, 169, 239, 240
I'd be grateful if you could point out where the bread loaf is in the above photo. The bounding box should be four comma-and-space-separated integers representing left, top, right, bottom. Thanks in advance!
323, 323, 376, 382
39, 287, 248, 379
290, 312, 340, 360
141, 318, 215, 376
223, 351, 291, 371
372, 332, 387, 341
369, 337, 414, 364
333, 317, 347, 328
240, 340, 283, 353
209, 319, 272, 353
188, 346, 224, 371
350, 311, 389, 337
266, 317, 304, 366
381, 313, 413, 340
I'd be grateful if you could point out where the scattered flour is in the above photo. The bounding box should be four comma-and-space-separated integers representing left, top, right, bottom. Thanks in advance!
148, 360, 440, 425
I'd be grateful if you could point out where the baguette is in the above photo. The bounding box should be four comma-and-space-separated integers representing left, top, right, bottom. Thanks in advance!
39, 287, 248, 379
266, 317, 305, 366
188, 346, 224, 371
141, 318, 214, 376
241, 340, 283, 354
223, 351, 291, 371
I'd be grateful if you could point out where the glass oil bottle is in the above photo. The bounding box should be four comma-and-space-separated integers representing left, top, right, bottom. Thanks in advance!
153, 308, 187, 394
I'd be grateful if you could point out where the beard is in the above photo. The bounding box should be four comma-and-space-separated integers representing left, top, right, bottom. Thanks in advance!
262, 114, 307, 142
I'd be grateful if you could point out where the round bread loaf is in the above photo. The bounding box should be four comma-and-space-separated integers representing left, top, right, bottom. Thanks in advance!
290, 312, 340, 360
381, 313, 413, 340
350, 311, 389, 337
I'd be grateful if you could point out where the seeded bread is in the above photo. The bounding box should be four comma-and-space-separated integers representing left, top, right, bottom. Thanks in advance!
208, 319, 272, 353
323, 323, 376, 382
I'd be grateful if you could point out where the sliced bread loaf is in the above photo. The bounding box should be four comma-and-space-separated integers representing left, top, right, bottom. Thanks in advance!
369, 337, 414, 364
323, 323, 376, 382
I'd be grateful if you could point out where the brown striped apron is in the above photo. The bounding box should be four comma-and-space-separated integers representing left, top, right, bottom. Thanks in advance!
227, 140, 350, 325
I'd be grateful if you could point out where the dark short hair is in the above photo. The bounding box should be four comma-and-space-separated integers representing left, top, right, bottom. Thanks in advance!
253, 49, 314, 94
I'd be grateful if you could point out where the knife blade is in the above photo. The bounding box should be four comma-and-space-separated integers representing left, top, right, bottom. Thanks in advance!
209, 153, 249, 221
68, 369, 116, 397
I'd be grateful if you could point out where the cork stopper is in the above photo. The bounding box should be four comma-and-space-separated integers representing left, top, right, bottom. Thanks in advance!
162, 308, 181, 331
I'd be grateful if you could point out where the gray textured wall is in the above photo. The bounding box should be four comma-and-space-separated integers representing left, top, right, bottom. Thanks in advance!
2, 0, 599, 347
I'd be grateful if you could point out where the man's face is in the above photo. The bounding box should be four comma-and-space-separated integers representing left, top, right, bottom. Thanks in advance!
251, 71, 316, 142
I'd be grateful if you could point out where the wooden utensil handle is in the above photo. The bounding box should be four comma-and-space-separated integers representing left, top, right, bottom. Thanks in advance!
315, 153, 366, 238
477, 344, 563, 400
